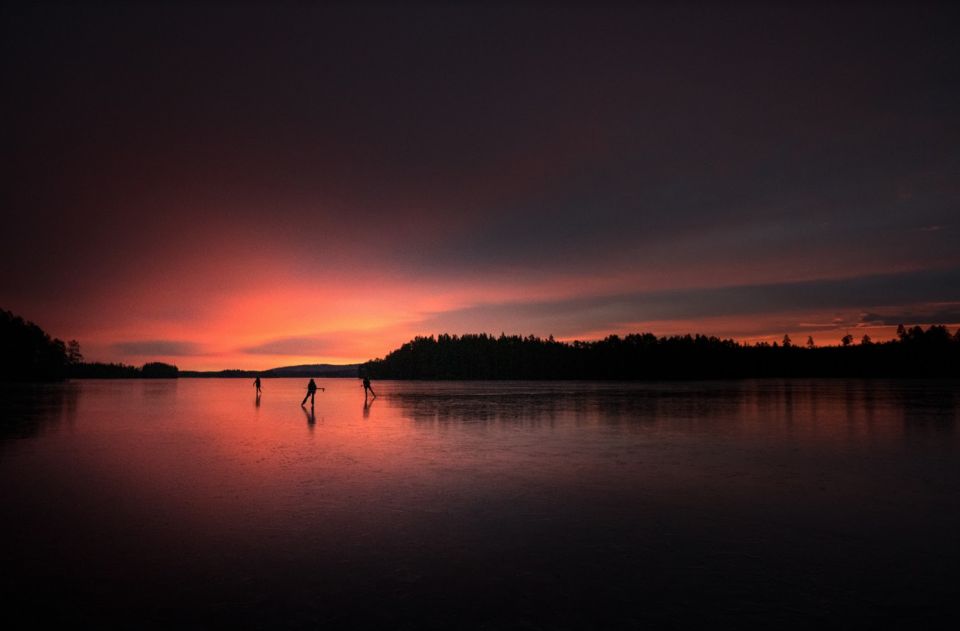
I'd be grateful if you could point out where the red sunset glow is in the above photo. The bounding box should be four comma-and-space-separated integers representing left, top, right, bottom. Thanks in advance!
4, 3, 958, 370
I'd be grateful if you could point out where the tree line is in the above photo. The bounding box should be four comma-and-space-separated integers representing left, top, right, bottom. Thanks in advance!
361, 327, 960, 380
1, 308, 178, 381
5, 306, 959, 382
70, 361, 180, 379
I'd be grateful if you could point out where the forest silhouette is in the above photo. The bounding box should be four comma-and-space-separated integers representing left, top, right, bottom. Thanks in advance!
1, 308, 73, 380
4, 307, 960, 381
362, 328, 960, 380
1, 309, 178, 380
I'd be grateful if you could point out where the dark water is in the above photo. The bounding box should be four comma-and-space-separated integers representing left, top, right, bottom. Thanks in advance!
1, 379, 958, 628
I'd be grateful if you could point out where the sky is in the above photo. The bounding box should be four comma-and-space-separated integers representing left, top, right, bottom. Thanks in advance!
3, 1, 959, 370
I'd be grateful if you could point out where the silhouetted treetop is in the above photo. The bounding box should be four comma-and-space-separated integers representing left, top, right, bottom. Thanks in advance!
1, 308, 69, 381
141, 362, 179, 378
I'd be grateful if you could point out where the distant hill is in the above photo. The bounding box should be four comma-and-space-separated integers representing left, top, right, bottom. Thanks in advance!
180, 363, 361, 378
262, 364, 361, 378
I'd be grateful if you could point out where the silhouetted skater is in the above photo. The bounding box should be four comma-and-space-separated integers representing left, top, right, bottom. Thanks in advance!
362, 376, 376, 400
254, 377, 261, 394
301, 378, 323, 406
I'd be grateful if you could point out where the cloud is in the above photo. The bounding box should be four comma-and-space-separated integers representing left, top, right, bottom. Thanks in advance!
859, 304, 960, 326
112, 340, 201, 356
240, 336, 332, 356
419, 267, 960, 337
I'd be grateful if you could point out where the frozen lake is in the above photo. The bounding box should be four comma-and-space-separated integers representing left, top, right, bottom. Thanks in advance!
2, 378, 958, 628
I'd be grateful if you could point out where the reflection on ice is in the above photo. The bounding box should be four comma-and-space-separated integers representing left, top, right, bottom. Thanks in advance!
1, 378, 958, 628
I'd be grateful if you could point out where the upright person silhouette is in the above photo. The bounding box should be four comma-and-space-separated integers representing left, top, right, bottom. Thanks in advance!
301, 378, 323, 406
362, 376, 376, 400
254, 377, 261, 394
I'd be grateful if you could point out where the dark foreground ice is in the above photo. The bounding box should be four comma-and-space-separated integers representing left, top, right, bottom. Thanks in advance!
2, 378, 958, 628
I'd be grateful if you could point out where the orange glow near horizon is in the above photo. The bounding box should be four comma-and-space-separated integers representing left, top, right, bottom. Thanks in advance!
32, 258, 958, 371
8, 202, 957, 371
6, 3, 959, 374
